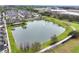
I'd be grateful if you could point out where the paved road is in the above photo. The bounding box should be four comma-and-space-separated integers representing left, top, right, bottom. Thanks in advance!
2, 12, 11, 53
51, 9, 79, 16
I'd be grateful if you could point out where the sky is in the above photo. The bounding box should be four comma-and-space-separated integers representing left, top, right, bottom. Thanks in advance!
0, 0, 79, 6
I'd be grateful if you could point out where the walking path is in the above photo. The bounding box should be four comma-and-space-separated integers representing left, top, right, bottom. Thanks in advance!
38, 35, 73, 53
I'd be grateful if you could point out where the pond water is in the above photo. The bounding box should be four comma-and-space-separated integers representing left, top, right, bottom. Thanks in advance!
12, 20, 65, 47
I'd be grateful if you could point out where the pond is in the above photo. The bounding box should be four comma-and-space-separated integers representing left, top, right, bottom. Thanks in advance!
12, 20, 65, 47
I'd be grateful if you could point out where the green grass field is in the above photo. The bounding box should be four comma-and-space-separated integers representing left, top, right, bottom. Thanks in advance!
71, 22, 79, 52
7, 26, 21, 53
71, 22, 79, 31
72, 46, 79, 53
48, 37, 79, 53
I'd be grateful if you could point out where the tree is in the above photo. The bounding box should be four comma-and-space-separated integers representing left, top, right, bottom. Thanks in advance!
33, 10, 39, 13
31, 42, 41, 52
20, 21, 27, 29
70, 31, 79, 38
50, 35, 58, 45
26, 7, 34, 11
40, 11, 52, 16
26, 43, 30, 52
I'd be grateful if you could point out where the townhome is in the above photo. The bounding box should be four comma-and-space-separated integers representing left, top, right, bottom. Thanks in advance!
18, 10, 32, 20
5, 10, 18, 23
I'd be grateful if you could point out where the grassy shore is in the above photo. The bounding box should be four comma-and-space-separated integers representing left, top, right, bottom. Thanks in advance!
41, 16, 73, 48
7, 26, 21, 53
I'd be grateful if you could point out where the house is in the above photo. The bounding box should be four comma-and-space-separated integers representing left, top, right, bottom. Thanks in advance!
18, 10, 32, 19
5, 10, 18, 23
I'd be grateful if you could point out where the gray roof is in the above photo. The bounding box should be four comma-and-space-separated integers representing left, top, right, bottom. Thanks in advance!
18, 10, 31, 16
6, 10, 18, 17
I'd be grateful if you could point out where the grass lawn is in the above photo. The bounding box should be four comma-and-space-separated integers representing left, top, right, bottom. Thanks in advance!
48, 37, 79, 53
7, 26, 21, 53
70, 22, 79, 52
43, 16, 68, 28
71, 22, 79, 31
72, 45, 79, 53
